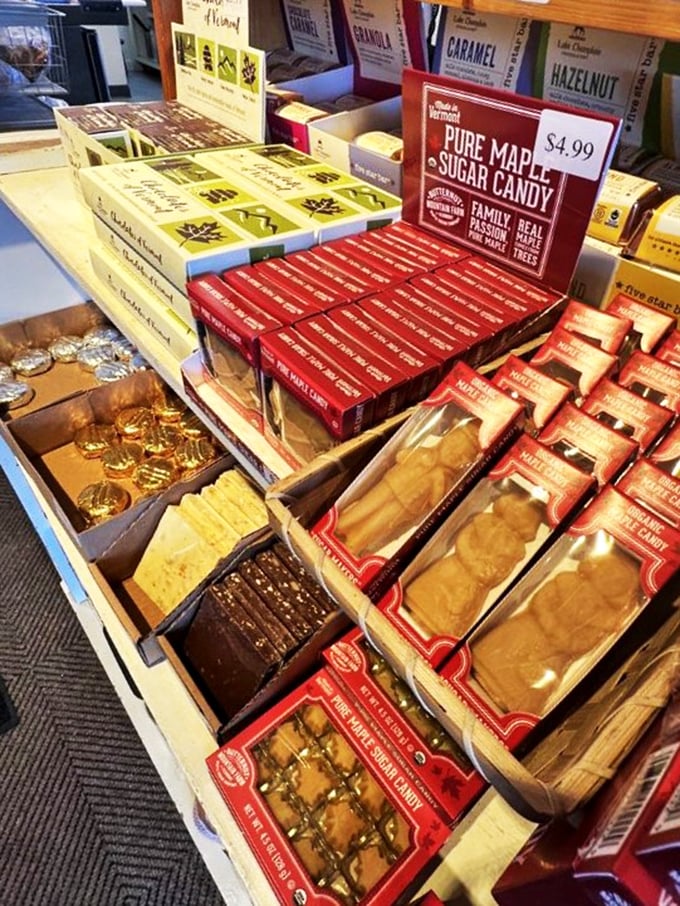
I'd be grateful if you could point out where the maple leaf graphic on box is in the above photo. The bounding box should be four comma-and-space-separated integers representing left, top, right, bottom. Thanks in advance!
176, 220, 228, 247
300, 196, 344, 218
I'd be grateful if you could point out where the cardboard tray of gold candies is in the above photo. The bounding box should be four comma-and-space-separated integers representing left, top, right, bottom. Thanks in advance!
265, 416, 680, 821
0, 368, 224, 561
0, 302, 145, 419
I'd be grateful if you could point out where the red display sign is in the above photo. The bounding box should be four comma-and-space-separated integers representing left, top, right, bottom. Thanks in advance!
402, 70, 621, 293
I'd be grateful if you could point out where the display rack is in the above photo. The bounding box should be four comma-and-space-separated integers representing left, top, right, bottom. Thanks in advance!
0, 130, 537, 905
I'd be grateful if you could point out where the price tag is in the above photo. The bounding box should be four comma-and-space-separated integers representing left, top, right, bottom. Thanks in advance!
532, 110, 616, 181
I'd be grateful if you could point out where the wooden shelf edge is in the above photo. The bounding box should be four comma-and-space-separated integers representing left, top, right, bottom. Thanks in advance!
427, 0, 680, 41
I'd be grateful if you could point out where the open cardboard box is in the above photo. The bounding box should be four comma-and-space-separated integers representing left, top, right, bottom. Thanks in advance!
267, 64, 355, 153
0, 369, 213, 561
308, 95, 402, 195
0, 302, 111, 420
157, 530, 350, 744
88, 454, 259, 666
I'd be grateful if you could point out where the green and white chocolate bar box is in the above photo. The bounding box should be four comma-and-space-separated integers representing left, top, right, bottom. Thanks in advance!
187, 143, 402, 242
79, 153, 317, 291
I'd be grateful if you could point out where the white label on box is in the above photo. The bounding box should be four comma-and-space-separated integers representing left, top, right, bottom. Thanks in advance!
579, 743, 678, 860
181, 0, 250, 44
434, 10, 532, 92
341, 0, 412, 84
173, 25, 265, 142
533, 109, 615, 181
281, 0, 341, 62
651, 776, 680, 835
538, 24, 663, 148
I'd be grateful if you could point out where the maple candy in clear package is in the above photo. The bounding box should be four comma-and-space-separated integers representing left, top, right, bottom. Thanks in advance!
376, 433, 596, 667
552, 298, 633, 355
439, 486, 680, 751
323, 627, 487, 826
530, 325, 618, 403
311, 361, 524, 600
604, 294, 676, 364
616, 458, 680, 529
538, 402, 638, 487
580, 378, 673, 456
649, 421, 680, 477
617, 352, 680, 415
492, 354, 573, 437
206, 668, 450, 906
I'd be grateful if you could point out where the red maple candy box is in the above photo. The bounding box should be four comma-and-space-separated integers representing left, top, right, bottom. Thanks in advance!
447, 256, 561, 313
224, 263, 326, 323
617, 459, 680, 529
530, 325, 618, 403
206, 668, 449, 906
538, 402, 638, 487
635, 750, 680, 898
360, 293, 465, 369
492, 354, 573, 436
439, 485, 680, 751
259, 327, 375, 462
618, 351, 680, 415
377, 433, 596, 666
580, 378, 673, 455
186, 273, 281, 421
573, 733, 680, 906
336, 233, 429, 281
295, 314, 410, 424
328, 305, 441, 405
323, 627, 487, 825
311, 361, 524, 600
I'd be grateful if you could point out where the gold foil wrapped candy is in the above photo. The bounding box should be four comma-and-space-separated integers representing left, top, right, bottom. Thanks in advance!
77, 480, 130, 523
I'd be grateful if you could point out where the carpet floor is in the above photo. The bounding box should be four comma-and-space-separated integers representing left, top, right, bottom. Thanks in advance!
0, 468, 225, 906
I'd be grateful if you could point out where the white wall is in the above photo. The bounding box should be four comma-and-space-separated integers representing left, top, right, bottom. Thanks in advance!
0, 201, 87, 322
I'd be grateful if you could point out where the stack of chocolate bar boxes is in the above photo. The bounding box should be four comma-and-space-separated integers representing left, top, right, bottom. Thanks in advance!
78, 142, 402, 382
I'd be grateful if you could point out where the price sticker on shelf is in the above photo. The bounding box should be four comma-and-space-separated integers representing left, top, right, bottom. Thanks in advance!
532, 109, 616, 181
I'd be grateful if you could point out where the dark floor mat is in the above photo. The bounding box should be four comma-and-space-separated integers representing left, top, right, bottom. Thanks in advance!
0, 468, 226, 906
0, 671, 18, 736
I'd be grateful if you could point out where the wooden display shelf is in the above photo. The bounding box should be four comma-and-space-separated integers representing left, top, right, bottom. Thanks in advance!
0, 130, 538, 906
429, 0, 680, 41
0, 446, 536, 906
0, 135, 292, 489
